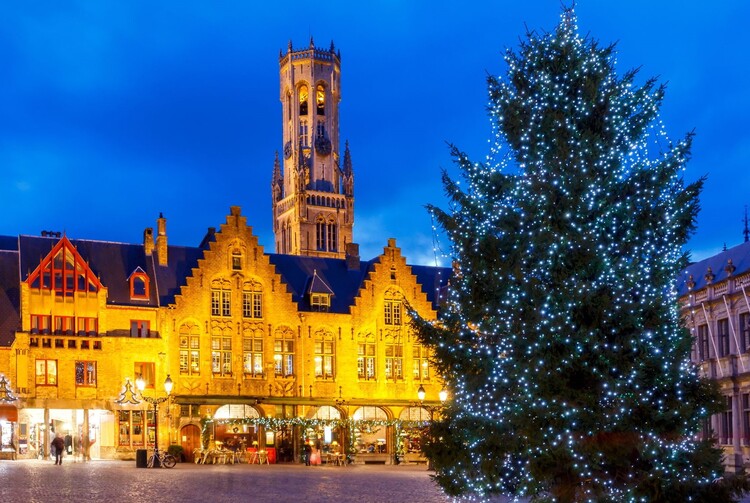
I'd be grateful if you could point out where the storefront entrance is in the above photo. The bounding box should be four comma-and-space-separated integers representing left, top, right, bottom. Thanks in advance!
180, 424, 201, 462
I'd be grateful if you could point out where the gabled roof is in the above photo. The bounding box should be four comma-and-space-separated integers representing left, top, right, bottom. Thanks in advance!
307, 270, 334, 296
267, 253, 373, 313
152, 245, 205, 305
2, 233, 451, 315
677, 240, 750, 297
0, 249, 20, 347
18, 235, 160, 307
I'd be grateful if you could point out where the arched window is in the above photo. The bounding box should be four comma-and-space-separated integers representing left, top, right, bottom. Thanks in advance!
316, 120, 325, 139
327, 220, 337, 252
129, 268, 150, 300
316, 218, 326, 251
316, 84, 325, 115
299, 84, 309, 116
299, 120, 308, 147
286, 92, 292, 120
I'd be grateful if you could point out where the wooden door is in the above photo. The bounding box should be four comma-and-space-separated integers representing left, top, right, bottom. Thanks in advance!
180, 424, 201, 463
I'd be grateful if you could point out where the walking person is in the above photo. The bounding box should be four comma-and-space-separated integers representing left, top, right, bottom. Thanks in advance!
51, 434, 65, 465
303, 440, 312, 466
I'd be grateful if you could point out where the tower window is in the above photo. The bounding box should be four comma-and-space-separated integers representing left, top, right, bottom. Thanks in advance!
327, 220, 337, 252
299, 84, 309, 116
299, 121, 309, 147
316, 219, 326, 251
316, 84, 325, 115
316, 121, 325, 138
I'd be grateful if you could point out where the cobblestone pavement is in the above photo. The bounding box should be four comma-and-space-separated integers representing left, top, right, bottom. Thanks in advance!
0, 459, 506, 503
2, 459, 749, 503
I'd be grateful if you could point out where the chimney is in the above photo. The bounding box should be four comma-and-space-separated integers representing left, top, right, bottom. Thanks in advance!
345, 242, 360, 271
156, 213, 168, 266
144, 228, 154, 256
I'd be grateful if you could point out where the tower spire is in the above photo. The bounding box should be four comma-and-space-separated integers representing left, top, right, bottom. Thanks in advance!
744, 205, 749, 243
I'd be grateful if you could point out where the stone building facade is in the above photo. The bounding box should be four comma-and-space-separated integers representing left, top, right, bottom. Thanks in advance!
677, 240, 750, 472
0, 41, 450, 464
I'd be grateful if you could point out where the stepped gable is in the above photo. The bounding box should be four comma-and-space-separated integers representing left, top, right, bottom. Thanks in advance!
0, 248, 20, 347
408, 264, 451, 309
267, 253, 372, 313
152, 244, 205, 306
677, 240, 750, 296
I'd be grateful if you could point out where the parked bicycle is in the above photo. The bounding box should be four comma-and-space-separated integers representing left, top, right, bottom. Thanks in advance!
147, 448, 176, 468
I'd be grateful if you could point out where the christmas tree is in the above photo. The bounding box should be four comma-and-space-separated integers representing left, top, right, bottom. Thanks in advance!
414, 8, 747, 502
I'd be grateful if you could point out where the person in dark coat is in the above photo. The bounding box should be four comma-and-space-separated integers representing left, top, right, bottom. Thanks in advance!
51, 434, 65, 465
64, 433, 72, 455
303, 441, 312, 466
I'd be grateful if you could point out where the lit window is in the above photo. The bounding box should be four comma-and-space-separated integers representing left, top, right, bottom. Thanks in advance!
385, 343, 403, 380
211, 289, 231, 317
413, 345, 430, 380
35, 359, 57, 385
75, 361, 97, 387
316, 84, 325, 115
179, 324, 200, 376
274, 330, 295, 377
310, 293, 330, 312
299, 84, 309, 116
384, 301, 402, 326
243, 292, 263, 318
243, 336, 264, 377
357, 343, 376, 380
314, 339, 334, 379
211, 336, 232, 376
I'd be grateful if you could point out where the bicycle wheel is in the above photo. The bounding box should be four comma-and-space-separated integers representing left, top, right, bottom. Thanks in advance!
162, 454, 177, 468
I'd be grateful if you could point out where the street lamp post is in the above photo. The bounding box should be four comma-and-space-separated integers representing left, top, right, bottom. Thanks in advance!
415, 385, 448, 470
136, 375, 173, 468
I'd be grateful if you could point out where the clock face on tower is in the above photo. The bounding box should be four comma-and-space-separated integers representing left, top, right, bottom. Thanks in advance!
284, 141, 292, 159
315, 136, 332, 155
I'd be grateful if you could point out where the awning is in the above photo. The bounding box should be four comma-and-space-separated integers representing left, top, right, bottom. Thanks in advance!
0, 405, 18, 422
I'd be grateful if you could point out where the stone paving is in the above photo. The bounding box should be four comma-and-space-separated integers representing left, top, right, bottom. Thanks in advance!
2, 459, 749, 502
0, 459, 489, 503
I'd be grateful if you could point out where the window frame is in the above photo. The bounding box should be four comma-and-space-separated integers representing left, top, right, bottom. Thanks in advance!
75, 360, 97, 387
35, 359, 58, 386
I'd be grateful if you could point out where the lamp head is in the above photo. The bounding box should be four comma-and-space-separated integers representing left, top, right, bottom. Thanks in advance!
164, 374, 173, 395
417, 384, 426, 402
135, 376, 146, 392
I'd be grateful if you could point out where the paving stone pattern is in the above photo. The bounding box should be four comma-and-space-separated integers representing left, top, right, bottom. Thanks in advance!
2, 459, 748, 502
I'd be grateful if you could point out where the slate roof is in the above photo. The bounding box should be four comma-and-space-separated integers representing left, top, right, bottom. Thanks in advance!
0, 233, 452, 344
0, 249, 20, 347
676, 240, 750, 297
267, 254, 374, 313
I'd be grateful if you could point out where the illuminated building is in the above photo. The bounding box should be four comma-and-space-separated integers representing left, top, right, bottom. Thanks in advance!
677, 239, 750, 472
0, 41, 449, 463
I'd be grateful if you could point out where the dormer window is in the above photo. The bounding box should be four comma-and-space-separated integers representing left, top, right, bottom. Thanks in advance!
129, 268, 150, 300
307, 270, 334, 312
311, 293, 331, 312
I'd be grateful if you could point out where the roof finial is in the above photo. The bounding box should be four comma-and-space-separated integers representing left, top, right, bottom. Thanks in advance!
744, 205, 749, 243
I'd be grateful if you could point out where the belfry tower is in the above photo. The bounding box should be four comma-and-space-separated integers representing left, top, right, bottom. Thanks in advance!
272, 38, 354, 258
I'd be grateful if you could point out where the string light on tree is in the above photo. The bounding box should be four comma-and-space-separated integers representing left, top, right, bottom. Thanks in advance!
412, 6, 747, 502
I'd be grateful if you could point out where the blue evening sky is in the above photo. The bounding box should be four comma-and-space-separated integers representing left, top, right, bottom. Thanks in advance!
1, 1, 748, 265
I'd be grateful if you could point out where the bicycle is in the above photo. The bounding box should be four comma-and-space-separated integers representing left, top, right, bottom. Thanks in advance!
147, 448, 176, 468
